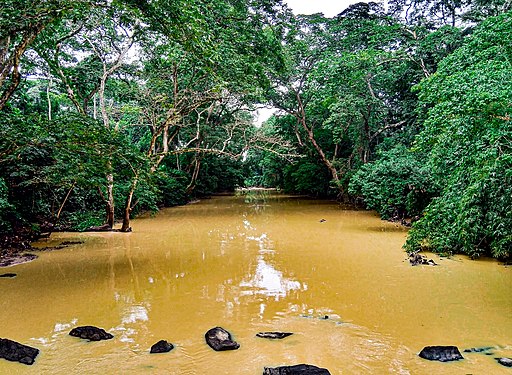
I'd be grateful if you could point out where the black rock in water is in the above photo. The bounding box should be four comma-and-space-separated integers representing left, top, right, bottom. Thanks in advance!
496, 357, 512, 367
205, 327, 239, 351
0, 273, 16, 278
0, 338, 39, 365
150, 340, 174, 353
418, 346, 463, 362
256, 332, 293, 340
69, 326, 114, 341
263, 364, 331, 374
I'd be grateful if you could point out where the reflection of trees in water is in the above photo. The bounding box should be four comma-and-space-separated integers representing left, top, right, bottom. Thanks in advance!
237, 188, 277, 214
106, 234, 152, 344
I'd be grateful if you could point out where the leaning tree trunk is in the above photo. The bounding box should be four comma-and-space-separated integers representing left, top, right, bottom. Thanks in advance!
296, 93, 346, 199
0, 24, 45, 111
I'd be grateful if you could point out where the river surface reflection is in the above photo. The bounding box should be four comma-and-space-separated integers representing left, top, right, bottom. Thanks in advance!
0, 191, 511, 374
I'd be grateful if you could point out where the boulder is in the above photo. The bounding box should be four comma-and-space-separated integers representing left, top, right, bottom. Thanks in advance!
150, 340, 174, 354
205, 327, 239, 351
496, 357, 512, 367
69, 326, 114, 341
263, 364, 331, 374
418, 346, 463, 362
256, 332, 293, 340
0, 338, 39, 365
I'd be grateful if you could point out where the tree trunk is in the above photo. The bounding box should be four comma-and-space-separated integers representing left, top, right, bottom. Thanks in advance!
296, 92, 345, 198
47, 74, 52, 121
186, 157, 202, 194
120, 177, 138, 232
105, 168, 115, 229
0, 25, 45, 111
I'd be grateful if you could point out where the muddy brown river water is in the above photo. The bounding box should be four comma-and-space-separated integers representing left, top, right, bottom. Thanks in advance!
0, 191, 511, 374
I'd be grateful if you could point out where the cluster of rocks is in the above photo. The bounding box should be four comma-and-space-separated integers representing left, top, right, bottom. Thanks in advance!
419, 345, 512, 368
409, 251, 437, 266
3, 327, 511, 371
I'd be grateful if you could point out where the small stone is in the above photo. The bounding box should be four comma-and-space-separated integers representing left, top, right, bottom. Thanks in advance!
69, 326, 113, 341
256, 332, 293, 340
263, 364, 331, 374
205, 327, 239, 351
418, 346, 463, 362
496, 357, 512, 367
0, 338, 39, 365
150, 340, 174, 353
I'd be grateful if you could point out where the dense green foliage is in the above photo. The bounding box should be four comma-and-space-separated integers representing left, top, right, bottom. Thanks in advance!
0, 0, 510, 260
349, 146, 436, 220
404, 13, 512, 259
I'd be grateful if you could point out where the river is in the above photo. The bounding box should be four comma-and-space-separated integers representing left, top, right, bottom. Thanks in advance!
1, 191, 511, 374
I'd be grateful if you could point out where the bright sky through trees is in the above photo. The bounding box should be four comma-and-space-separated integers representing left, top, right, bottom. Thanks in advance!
286, 0, 372, 17
254, 0, 374, 125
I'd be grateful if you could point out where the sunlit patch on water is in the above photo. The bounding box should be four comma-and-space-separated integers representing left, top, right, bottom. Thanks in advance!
240, 257, 306, 300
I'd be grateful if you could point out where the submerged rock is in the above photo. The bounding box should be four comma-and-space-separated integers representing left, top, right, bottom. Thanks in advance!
69, 326, 114, 341
0, 338, 39, 365
463, 346, 494, 353
496, 357, 512, 367
150, 340, 174, 353
0, 273, 16, 278
418, 346, 463, 362
256, 332, 293, 340
263, 364, 331, 374
205, 327, 239, 351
